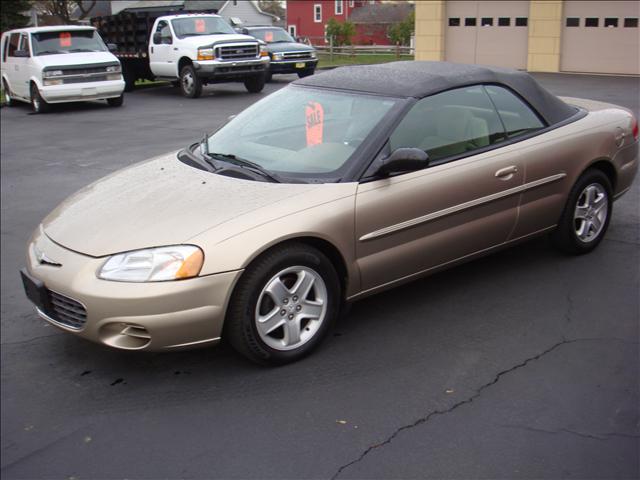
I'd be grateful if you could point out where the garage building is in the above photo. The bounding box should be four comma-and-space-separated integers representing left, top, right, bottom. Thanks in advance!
415, 0, 639, 75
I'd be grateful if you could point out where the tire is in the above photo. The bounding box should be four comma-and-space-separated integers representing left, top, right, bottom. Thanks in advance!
551, 168, 613, 255
107, 94, 124, 107
30, 84, 50, 114
225, 243, 341, 365
265, 71, 273, 83
3, 80, 15, 107
297, 68, 315, 78
244, 74, 265, 93
179, 65, 202, 98
122, 66, 135, 92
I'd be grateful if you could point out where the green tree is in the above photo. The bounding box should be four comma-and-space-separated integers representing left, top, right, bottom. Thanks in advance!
257, 0, 284, 21
388, 11, 414, 46
1, 0, 32, 32
326, 18, 356, 46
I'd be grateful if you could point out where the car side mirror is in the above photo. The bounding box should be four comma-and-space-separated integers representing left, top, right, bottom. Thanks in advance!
14, 50, 29, 58
107, 43, 117, 52
153, 32, 162, 44
376, 148, 429, 176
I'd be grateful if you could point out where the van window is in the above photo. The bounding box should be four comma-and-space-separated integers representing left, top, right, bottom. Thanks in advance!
19, 33, 30, 56
8, 33, 20, 57
2, 37, 7, 62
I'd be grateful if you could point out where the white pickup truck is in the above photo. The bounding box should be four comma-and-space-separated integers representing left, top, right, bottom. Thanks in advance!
1, 26, 125, 113
92, 12, 270, 98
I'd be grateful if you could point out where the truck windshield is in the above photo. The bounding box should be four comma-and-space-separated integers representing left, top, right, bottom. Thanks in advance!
31, 30, 107, 55
250, 29, 295, 43
171, 17, 236, 38
204, 86, 398, 179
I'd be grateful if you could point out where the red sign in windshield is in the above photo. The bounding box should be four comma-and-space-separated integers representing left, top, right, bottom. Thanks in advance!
59, 32, 72, 47
305, 102, 324, 146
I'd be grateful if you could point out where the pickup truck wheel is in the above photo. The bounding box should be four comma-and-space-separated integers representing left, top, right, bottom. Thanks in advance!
244, 74, 265, 93
265, 71, 273, 83
30, 84, 50, 114
180, 65, 202, 98
297, 68, 315, 78
107, 95, 124, 107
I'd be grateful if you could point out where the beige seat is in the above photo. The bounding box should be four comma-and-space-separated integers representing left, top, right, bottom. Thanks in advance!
419, 107, 490, 159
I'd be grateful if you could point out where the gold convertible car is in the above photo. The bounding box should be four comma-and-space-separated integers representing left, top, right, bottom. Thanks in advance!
21, 62, 638, 364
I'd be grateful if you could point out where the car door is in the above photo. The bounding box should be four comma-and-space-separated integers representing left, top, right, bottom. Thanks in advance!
3, 33, 25, 98
14, 33, 32, 98
355, 85, 525, 292
149, 20, 175, 78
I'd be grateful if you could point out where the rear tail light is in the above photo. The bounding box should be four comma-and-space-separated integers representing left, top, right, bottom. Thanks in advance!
632, 116, 638, 141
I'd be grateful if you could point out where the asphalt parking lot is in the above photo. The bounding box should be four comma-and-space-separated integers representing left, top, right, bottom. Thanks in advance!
1, 72, 638, 479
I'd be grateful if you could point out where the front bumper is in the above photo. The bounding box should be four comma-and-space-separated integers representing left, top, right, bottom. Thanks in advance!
269, 59, 318, 74
23, 227, 242, 351
193, 57, 269, 79
40, 79, 125, 103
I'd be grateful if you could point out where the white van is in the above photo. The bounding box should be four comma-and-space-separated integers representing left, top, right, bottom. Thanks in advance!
1, 26, 125, 113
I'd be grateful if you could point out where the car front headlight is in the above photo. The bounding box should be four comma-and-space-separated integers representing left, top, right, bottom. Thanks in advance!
44, 70, 63, 77
259, 44, 269, 57
98, 245, 204, 282
106, 64, 121, 73
272, 53, 284, 61
310, 51, 317, 59
43, 78, 63, 86
197, 48, 215, 61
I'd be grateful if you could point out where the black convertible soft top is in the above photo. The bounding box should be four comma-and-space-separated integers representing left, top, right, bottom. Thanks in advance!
294, 61, 577, 125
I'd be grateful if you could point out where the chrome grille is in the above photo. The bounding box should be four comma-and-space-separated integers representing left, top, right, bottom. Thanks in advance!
216, 44, 258, 60
282, 51, 313, 60
49, 291, 87, 330
63, 74, 110, 84
60, 65, 109, 76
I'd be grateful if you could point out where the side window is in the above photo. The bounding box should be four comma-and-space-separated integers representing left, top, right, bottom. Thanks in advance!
155, 21, 172, 44
8, 33, 20, 57
2, 37, 7, 62
19, 33, 30, 56
485, 85, 545, 137
389, 86, 506, 163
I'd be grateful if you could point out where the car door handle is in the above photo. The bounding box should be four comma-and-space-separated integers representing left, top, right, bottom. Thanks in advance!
151, 46, 154, 53
495, 165, 518, 179
173, 47, 178, 51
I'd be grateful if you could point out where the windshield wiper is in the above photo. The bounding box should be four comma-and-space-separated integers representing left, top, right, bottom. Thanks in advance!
68, 48, 99, 52
208, 152, 282, 183
37, 50, 67, 55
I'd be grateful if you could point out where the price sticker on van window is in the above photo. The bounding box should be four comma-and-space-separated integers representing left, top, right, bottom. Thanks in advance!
265, 31, 274, 42
59, 32, 72, 47
305, 102, 324, 146
195, 19, 206, 33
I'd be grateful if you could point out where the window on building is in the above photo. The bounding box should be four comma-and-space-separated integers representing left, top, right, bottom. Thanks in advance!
585, 17, 599, 27
624, 18, 639, 28
565, 17, 579, 27
314, 4, 322, 23
349, 0, 354, 7
515, 17, 528, 27
604, 18, 618, 27
389, 86, 505, 163
288, 25, 297, 38
449, 17, 461, 27
481, 17, 493, 27
465, 17, 477, 27
498, 17, 510, 26
335, 0, 343, 15
485, 85, 545, 138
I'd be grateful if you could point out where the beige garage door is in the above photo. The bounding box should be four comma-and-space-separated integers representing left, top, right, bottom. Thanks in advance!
445, 1, 529, 69
561, 1, 640, 75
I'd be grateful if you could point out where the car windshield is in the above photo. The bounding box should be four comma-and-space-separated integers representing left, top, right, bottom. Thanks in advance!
171, 17, 236, 38
204, 86, 398, 179
31, 30, 107, 55
250, 28, 295, 43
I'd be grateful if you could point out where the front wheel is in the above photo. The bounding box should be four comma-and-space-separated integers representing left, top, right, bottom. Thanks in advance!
107, 94, 124, 107
179, 65, 202, 98
551, 169, 613, 255
224, 243, 340, 365
3, 80, 15, 107
244, 74, 265, 93
297, 68, 315, 78
30, 84, 50, 114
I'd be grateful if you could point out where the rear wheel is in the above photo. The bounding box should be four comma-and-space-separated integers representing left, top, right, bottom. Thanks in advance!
107, 94, 124, 107
225, 243, 340, 365
551, 169, 612, 254
30, 84, 50, 114
3, 80, 15, 107
179, 65, 202, 98
244, 74, 265, 93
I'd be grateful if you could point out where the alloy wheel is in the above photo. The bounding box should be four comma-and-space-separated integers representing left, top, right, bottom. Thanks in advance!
574, 183, 608, 243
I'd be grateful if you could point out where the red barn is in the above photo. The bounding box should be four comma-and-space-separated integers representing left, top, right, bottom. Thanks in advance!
286, 0, 380, 45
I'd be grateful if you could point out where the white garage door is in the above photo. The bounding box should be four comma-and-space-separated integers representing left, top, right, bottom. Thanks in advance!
561, 1, 640, 75
445, 1, 529, 70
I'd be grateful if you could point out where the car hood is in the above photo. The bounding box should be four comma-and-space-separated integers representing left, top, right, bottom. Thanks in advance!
183, 33, 258, 48
34, 51, 119, 67
267, 42, 314, 53
42, 153, 319, 257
